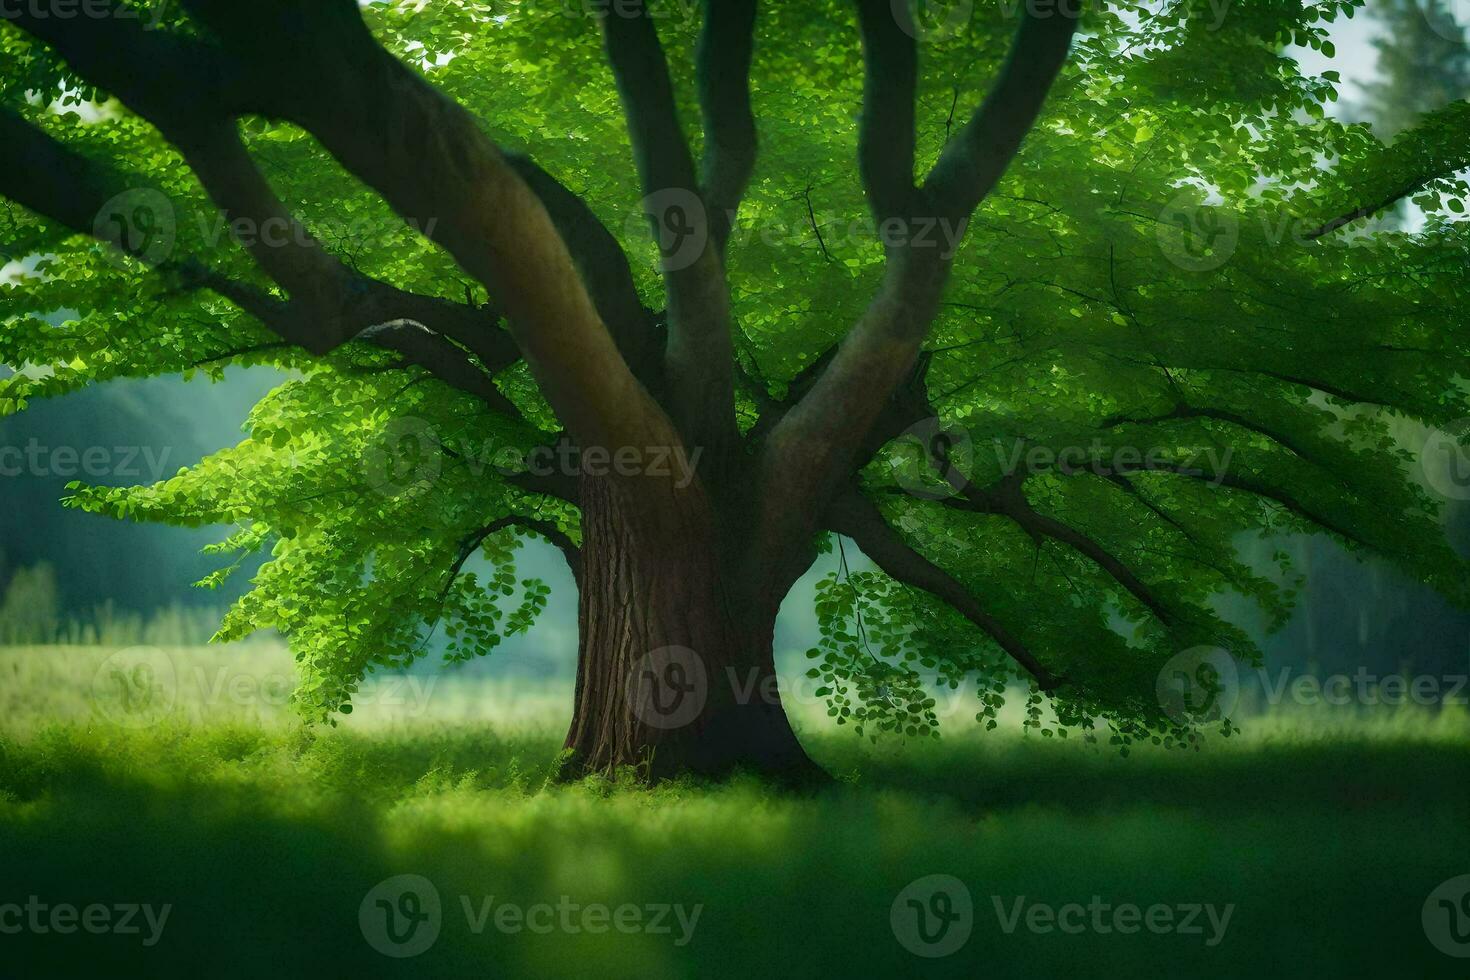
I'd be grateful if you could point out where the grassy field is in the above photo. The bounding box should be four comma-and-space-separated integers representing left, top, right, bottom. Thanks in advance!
1, 644, 1467, 978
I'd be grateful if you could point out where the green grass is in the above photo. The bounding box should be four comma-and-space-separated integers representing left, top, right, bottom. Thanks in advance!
1, 645, 1467, 978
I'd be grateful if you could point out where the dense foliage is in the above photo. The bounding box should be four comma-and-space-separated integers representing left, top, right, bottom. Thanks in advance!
2, 0, 1467, 750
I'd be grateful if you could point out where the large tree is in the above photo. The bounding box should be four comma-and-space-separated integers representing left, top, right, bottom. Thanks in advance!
2, 0, 1467, 780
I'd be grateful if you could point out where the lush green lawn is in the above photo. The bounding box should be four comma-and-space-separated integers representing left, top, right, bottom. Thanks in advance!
1, 645, 1467, 978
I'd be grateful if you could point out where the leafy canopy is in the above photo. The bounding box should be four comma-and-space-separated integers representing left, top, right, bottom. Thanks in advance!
2, 0, 1468, 750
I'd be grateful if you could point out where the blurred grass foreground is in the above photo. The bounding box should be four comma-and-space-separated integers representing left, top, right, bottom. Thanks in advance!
1, 640, 1468, 978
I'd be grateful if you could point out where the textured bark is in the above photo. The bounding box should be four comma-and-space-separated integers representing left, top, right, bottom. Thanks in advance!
563, 473, 822, 782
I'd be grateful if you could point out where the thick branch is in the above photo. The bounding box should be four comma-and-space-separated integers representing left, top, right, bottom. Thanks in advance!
0, 108, 518, 412
853, 0, 918, 222
599, 0, 738, 452
924, 11, 1081, 222
1098, 402, 1321, 470
697, 0, 760, 252
598, 2, 700, 208
502, 154, 661, 385
758, 7, 1078, 556
161, 0, 673, 456
915, 469, 1176, 626
358, 321, 520, 417
1064, 460, 1372, 549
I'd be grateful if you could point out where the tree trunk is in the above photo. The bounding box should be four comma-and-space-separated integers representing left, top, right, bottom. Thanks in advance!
561, 474, 823, 783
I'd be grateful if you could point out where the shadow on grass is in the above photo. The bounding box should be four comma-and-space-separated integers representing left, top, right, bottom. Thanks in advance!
1, 721, 1467, 978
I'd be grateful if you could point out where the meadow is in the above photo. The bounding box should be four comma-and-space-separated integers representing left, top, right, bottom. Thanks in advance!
1, 641, 1467, 978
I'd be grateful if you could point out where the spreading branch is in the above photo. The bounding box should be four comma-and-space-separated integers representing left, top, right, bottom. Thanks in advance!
0, 108, 519, 415
15, 0, 682, 465
824, 487, 1064, 691
758, 6, 1080, 560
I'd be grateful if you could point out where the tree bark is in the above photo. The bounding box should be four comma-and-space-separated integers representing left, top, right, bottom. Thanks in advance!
562, 473, 823, 783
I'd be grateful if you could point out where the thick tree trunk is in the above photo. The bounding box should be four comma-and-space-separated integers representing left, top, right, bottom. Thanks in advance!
561, 474, 823, 783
